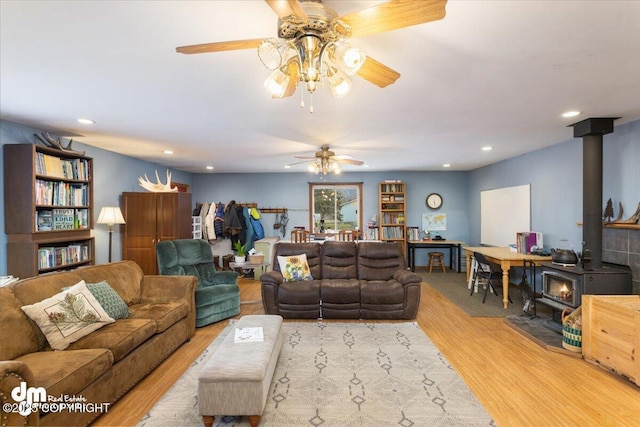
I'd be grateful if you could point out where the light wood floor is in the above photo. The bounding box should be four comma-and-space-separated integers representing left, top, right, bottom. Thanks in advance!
93, 278, 640, 427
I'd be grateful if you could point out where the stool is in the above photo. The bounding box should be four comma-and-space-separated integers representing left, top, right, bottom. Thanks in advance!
428, 252, 446, 273
198, 315, 284, 427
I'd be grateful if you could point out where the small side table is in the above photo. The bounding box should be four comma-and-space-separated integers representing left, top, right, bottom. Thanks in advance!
230, 262, 270, 279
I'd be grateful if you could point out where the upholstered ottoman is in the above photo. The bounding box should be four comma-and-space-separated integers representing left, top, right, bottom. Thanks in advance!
198, 315, 284, 427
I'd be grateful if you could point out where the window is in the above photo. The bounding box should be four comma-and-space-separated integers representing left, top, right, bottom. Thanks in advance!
308, 182, 363, 233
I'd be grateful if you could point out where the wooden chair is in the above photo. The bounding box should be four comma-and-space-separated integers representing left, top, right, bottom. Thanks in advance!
338, 230, 355, 241
291, 229, 310, 243
428, 252, 446, 273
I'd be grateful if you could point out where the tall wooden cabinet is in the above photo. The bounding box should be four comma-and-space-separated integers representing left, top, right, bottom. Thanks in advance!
4, 143, 94, 278
121, 192, 192, 274
379, 181, 407, 254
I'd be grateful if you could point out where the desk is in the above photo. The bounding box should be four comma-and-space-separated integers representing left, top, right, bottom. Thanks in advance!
464, 247, 552, 309
407, 240, 465, 273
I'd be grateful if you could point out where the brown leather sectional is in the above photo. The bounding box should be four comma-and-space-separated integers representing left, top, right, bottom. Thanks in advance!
261, 241, 421, 319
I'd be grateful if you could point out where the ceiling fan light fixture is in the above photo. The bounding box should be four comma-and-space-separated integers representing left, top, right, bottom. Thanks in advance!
333, 42, 366, 76
264, 68, 290, 97
258, 38, 296, 70
328, 67, 351, 98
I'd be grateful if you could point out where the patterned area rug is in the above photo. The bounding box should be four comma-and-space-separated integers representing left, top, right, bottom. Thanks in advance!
138, 321, 494, 427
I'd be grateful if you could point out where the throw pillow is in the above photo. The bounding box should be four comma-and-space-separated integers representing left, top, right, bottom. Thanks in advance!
87, 281, 130, 319
21, 280, 115, 350
277, 253, 313, 282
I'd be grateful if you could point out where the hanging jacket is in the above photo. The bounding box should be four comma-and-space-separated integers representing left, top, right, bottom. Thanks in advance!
224, 200, 243, 245
213, 202, 225, 238
242, 206, 255, 250
250, 207, 265, 240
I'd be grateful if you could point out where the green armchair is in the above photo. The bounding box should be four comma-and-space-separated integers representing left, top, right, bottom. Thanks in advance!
156, 239, 240, 327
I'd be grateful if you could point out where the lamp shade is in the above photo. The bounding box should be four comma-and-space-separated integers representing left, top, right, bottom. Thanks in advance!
97, 207, 125, 225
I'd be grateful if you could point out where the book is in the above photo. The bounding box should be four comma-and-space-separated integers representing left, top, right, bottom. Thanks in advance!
36, 210, 53, 231
234, 327, 264, 343
53, 208, 75, 230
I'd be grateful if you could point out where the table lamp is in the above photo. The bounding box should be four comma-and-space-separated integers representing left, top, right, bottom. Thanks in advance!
97, 206, 126, 262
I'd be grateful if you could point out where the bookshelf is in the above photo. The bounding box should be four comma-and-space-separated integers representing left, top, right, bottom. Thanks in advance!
379, 181, 407, 254
3, 143, 94, 278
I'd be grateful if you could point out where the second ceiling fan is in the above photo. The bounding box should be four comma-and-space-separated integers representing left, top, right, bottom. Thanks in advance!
289, 145, 364, 175
177, 0, 447, 109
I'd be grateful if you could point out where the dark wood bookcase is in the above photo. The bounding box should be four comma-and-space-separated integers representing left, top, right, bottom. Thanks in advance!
3, 143, 94, 278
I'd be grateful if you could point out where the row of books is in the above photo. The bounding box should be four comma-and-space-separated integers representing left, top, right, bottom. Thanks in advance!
36, 208, 89, 231
380, 183, 404, 193
406, 227, 421, 241
516, 232, 543, 254
38, 244, 90, 270
36, 153, 90, 180
35, 179, 89, 206
366, 227, 379, 240
381, 226, 404, 239
381, 212, 405, 224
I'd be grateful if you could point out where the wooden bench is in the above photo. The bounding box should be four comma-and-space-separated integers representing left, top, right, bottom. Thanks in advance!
198, 315, 284, 427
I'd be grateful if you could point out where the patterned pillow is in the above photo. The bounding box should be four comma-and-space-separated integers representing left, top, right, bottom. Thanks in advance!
21, 280, 115, 350
277, 253, 314, 282
87, 281, 130, 319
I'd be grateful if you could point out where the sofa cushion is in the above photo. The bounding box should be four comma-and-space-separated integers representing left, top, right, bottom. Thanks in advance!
322, 241, 357, 279
16, 348, 113, 399
87, 281, 130, 319
195, 284, 240, 307
360, 280, 405, 304
78, 260, 144, 306
277, 254, 314, 282
321, 279, 361, 303
273, 243, 322, 279
66, 318, 156, 362
357, 242, 405, 281
0, 287, 39, 360
129, 301, 190, 333
20, 280, 116, 351
277, 280, 321, 305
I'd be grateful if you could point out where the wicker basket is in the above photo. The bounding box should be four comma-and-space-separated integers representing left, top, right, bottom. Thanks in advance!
561, 306, 582, 353
248, 254, 265, 264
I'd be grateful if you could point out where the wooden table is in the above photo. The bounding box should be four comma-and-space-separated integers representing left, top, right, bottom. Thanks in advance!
407, 240, 465, 272
464, 246, 552, 309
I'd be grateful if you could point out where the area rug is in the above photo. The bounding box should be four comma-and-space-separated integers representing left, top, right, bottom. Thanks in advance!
420, 272, 525, 317
138, 321, 494, 427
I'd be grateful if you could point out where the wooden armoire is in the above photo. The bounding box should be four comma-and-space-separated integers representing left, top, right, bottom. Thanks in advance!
121, 192, 192, 274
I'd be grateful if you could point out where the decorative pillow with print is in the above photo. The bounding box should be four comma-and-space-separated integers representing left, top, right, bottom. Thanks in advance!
277, 253, 314, 282
21, 280, 115, 350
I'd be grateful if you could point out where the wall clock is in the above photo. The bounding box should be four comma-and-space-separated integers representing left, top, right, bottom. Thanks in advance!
426, 193, 443, 210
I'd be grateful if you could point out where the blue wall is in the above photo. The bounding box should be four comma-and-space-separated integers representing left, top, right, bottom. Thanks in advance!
1, 118, 638, 277
469, 119, 639, 252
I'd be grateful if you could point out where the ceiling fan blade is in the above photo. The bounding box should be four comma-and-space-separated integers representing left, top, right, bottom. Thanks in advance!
287, 159, 313, 166
176, 38, 264, 54
335, 158, 364, 166
294, 156, 317, 160
341, 0, 447, 39
265, 0, 308, 21
356, 56, 401, 88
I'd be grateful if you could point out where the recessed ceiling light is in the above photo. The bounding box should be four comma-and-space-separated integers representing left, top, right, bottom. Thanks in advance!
284, 165, 291, 169
363, 164, 370, 168
482, 146, 493, 151
77, 118, 95, 124
562, 111, 581, 118
442, 163, 451, 168
206, 166, 214, 170
163, 150, 173, 155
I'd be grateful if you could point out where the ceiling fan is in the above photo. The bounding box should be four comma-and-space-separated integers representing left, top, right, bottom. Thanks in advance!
288, 144, 364, 174
176, 0, 447, 110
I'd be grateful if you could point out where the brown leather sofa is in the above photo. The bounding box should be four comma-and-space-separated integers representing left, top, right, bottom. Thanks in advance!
0, 260, 196, 427
261, 241, 421, 319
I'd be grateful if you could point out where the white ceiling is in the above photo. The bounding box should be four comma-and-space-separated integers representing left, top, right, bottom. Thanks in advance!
1, 1, 639, 174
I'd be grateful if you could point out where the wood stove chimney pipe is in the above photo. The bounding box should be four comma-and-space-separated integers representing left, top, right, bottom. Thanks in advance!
570, 117, 618, 269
